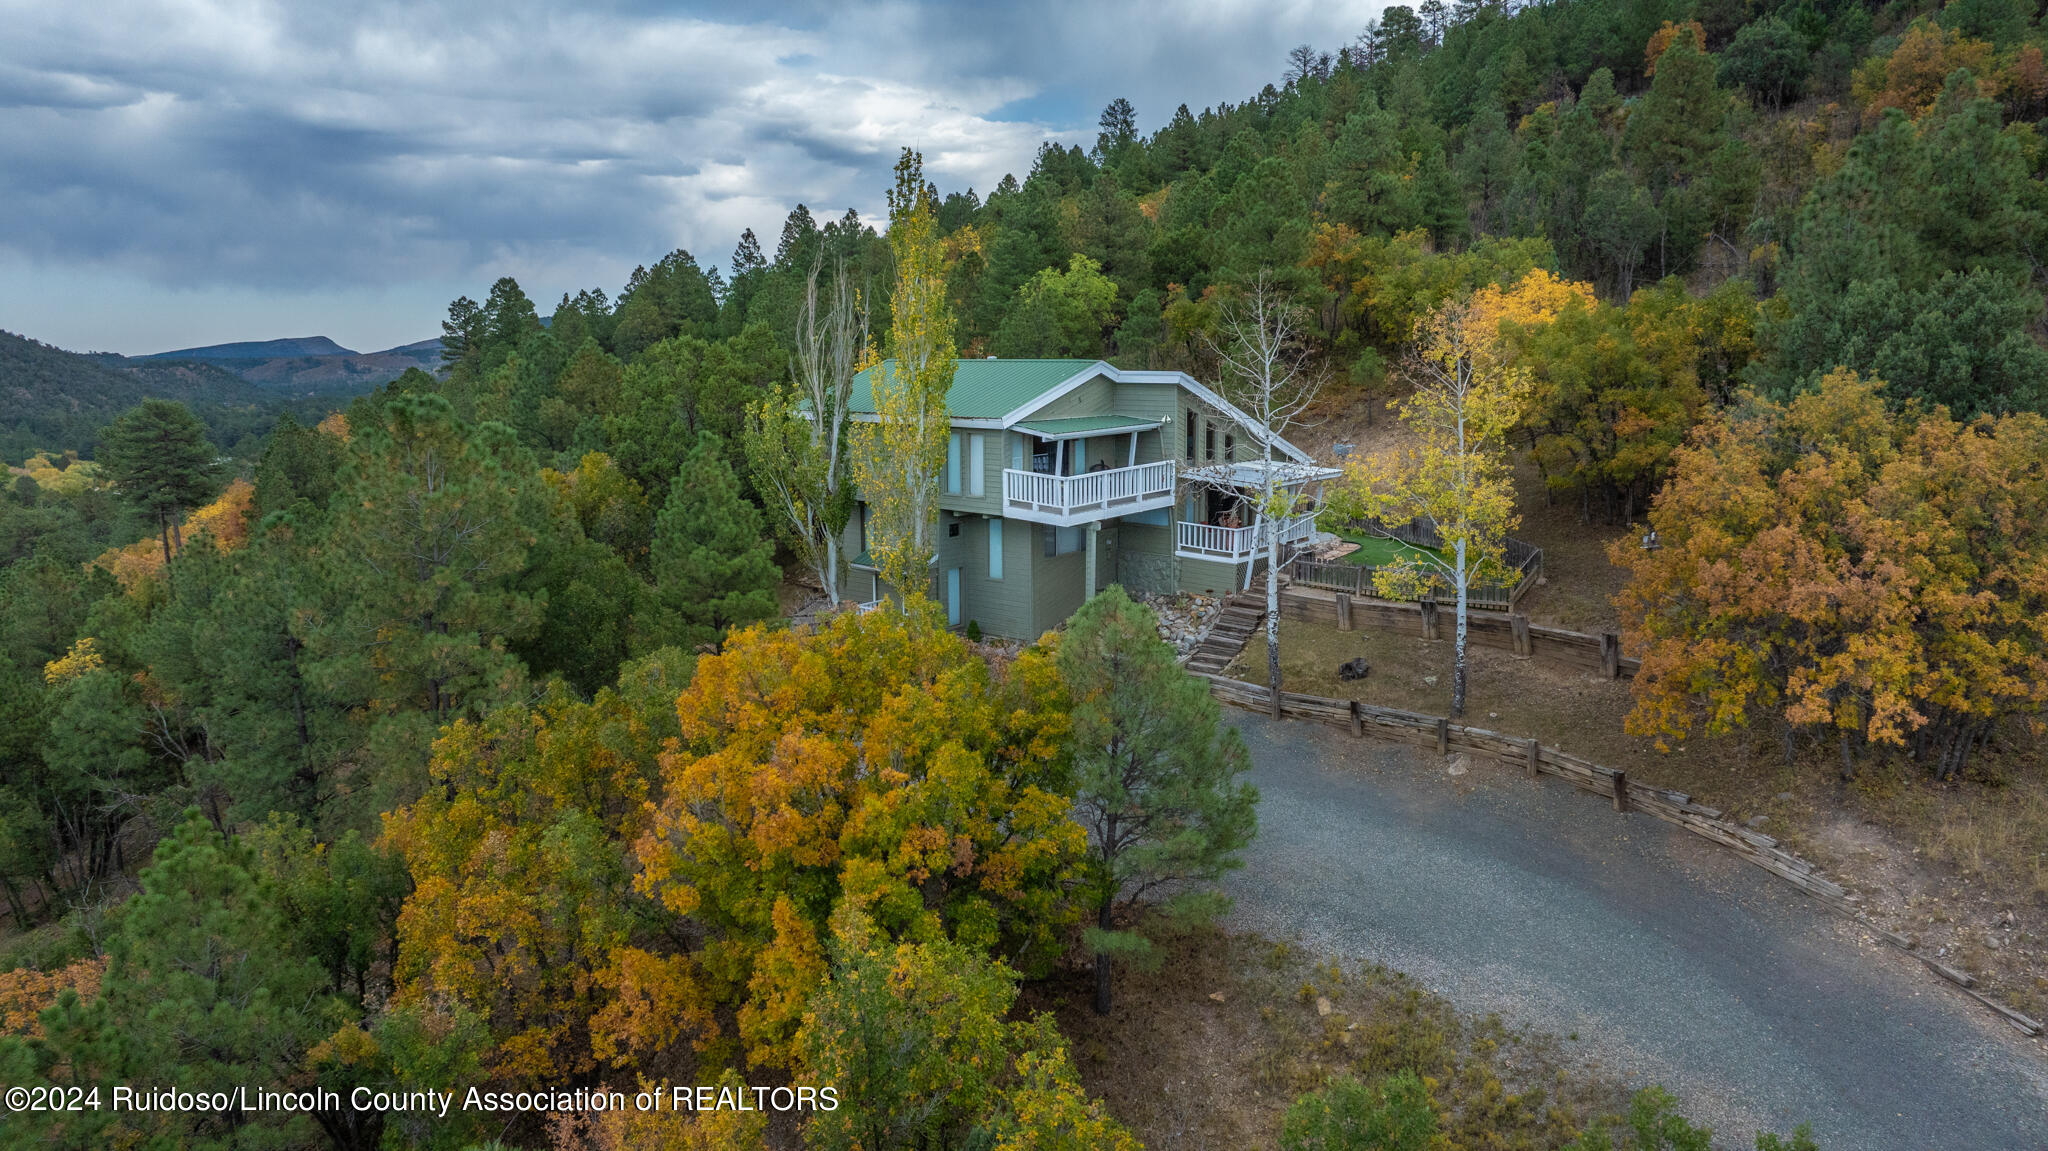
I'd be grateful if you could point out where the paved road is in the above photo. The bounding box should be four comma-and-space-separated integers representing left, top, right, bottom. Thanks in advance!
1222, 712, 2048, 1151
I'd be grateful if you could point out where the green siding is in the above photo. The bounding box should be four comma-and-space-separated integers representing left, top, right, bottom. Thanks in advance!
938, 429, 1003, 516
1179, 556, 1245, 597
1021, 373, 1114, 420
956, 516, 1036, 639
1030, 526, 1088, 634
1112, 380, 1180, 423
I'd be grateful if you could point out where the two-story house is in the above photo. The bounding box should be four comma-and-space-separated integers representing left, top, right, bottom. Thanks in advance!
840, 358, 1337, 639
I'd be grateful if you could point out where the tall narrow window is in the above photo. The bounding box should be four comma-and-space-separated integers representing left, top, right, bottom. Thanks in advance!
1224, 433, 1235, 462
1205, 423, 1215, 461
968, 435, 985, 496
1010, 434, 1023, 470
1184, 410, 1196, 459
988, 518, 1004, 579
946, 434, 962, 494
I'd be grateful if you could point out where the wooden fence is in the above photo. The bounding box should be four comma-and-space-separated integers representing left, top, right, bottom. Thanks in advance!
1279, 587, 1637, 679
1201, 673, 2045, 1037
1288, 520, 1544, 612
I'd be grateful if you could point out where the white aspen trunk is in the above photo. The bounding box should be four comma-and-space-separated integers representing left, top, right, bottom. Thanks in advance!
1452, 535, 1469, 718
1266, 502, 1282, 720
1263, 461, 1283, 720
824, 533, 840, 605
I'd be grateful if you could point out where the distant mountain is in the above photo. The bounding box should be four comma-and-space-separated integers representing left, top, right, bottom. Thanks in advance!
140, 335, 443, 393
144, 336, 357, 360
1, 329, 360, 462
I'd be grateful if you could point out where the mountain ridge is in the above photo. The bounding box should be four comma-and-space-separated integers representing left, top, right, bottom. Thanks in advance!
2, 328, 376, 461
138, 334, 442, 393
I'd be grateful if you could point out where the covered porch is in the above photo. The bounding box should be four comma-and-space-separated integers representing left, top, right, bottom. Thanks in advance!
1002, 414, 1174, 526
1173, 458, 1341, 562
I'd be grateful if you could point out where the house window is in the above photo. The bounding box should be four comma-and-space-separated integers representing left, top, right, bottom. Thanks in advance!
1044, 525, 1083, 556
946, 434, 962, 494
1184, 410, 1196, 459
1224, 433, 1235, 462
988, 519, 1004, 579
968, 435, 985, 496
948, 520, 961, 538
1010, 434, 1023, 471
1205, 423, 1216, 461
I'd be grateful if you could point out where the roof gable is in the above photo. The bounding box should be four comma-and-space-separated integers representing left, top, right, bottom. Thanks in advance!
847, 357, 1314, 464
850, 358, 1100, 421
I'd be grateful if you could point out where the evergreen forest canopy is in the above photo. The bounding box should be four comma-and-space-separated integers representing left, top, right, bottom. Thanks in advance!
3, 0, 2042, 1145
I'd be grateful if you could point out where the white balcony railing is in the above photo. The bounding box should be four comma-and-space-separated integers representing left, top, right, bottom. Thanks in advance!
1002, 460, 1175, 524
1175, 512, 1318, 560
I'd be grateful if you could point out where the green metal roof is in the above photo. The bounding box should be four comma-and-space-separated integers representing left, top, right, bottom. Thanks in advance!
850, 549, 876, 569
850, 358, 1102, 420
1014, 414, 1162, 438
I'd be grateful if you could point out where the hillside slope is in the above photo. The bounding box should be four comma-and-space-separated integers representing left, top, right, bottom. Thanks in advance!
0, 329, 354, 460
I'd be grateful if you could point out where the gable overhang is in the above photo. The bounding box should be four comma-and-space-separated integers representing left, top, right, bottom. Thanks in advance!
994, 362, 1313, 464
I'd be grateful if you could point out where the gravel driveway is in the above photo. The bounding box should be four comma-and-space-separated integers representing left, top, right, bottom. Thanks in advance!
1222, 712, 2048, 1151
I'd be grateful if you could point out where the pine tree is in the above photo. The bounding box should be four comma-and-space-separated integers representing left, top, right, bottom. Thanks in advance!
648, 432, 778, 649
3, 813, 336, 1150
97, 399, 221, 565
1058, 586, 1257, 1014
1326, 100, 1415, 235
252, 412, 345, 521
732, 228, 766, 276
306, 393, 544, 814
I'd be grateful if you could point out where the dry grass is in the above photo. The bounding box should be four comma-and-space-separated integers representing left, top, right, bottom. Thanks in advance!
1020, 926, 1635, 1149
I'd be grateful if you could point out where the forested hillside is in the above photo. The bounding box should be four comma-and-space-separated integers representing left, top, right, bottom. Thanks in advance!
0, 330, 363, 461
2, 0, 2043, 1146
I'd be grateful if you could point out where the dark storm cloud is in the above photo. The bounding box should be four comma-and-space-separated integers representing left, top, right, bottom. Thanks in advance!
0, 0, 1386, 350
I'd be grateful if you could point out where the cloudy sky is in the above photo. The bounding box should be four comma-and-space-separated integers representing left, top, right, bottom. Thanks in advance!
0, 0, 1388, 355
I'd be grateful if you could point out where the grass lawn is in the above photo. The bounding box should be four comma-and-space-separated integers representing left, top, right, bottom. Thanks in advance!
1333, 530, 1441, 567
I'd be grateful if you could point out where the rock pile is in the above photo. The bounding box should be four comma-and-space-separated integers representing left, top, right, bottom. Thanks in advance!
1134, 591, 1222, 658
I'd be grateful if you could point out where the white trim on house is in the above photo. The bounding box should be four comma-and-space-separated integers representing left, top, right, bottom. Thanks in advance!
991, 361, 1314, 465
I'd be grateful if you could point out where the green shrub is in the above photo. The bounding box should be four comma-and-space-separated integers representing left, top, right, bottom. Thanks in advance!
1281, 1069, 1444, 1151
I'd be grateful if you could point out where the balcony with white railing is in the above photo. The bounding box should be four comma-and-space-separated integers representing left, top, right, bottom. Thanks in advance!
1175, 512, 1318, 561
1002, 459, 1176, 526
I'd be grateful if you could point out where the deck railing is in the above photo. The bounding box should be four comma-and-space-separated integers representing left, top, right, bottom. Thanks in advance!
1176, 513, 1317, 560
1002, 460, 1175, 519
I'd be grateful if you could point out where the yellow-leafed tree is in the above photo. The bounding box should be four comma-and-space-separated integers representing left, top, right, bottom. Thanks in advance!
852, 149, 956, 602
1328, 273, 1581, 715
633, 603, 1082, 1071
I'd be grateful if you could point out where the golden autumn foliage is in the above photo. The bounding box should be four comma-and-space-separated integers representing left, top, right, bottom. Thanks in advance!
43, 636, 105, 685
0, 959, 104, 1037
383, 656, 705, 1083
1853, 21, 1998, 124
14, 452, 105, 496
383, 607, 1086, 1084
1614, 371, 2048, 776
1643, 20, 1706, 76
91, 477, 255, 593
634, 603, 1083, 1070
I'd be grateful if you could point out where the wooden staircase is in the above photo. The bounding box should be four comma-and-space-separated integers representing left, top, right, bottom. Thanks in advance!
1184, 593, 1265, 676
